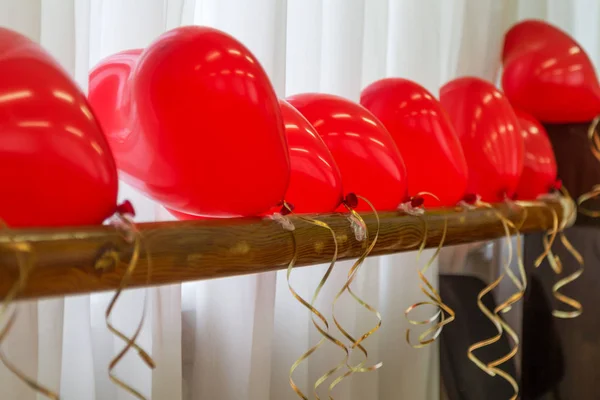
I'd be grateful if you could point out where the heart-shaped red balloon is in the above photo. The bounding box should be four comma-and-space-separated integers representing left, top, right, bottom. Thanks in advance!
279, 99, 343, 213
361, 78, 468, 207
0, 28, 118, 228
502, 20, 600, 123
440, 77, 524, 203
513, 109, 557, 201
89, 26, 290, 217
287, 93, 407, 211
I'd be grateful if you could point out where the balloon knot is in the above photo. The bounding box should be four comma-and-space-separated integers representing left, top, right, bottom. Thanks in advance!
410, 196, 425, 208
280, 202, 295, 215
462, 193, 478, 205
116, 200, 136, 217
552, 179, 563, 192
497, 189, 510, 202
344, 193, 359, 209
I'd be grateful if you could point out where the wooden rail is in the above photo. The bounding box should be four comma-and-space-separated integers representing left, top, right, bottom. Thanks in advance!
0, 197, 575, 300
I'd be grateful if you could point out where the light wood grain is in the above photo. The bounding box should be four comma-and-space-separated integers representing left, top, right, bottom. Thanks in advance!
0, 198, 573, 300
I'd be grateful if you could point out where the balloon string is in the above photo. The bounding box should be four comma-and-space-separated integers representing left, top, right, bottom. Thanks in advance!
466, 200, 525, 400
405, 217, 455, 348
99, 214, 155, 400
328, 196, 382, 397
486, 202, 528, 371
550, 232, 583, 319
0, 220, 60, 399
577, 184, 600, 218
587, 115, 600, 163
540, 188, 583, 319
278, 204, 347, 400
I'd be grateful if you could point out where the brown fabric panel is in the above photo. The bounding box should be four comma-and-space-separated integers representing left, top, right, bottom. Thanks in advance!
523, 226, 600, 399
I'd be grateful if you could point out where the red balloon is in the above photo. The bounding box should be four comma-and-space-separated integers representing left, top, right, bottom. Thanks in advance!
502, 20, 600, 123
440, 77, 524, 203
89, 26, 290, 217
286, 93, 407, 211
279, 100, 343, 213
514, 110, 557, 201
361, 78, 468, 207
0, 28, 118, 228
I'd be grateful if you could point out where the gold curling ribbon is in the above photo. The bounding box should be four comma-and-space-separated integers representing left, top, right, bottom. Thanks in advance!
587, 115, 600, 162
553, 115, 600, 317
0, 220, 60, 399
328, 196, 382, 397
278, 204, 348, 400
404, 210, 455, 348
466, 200, 526, 400
99, 214, 155, 400
577, 184, 600, 218
534, 187, 582, 319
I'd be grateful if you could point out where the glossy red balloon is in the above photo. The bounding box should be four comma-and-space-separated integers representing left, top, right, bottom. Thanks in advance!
361, 78, 468, 207
502, 20, 600, 123
89, 26, 290, 217
514, 110, 557, 200
440, 77, 524, 203
279, 100, 343, 213
0, 28, 118, 228
287, 93, 407, 211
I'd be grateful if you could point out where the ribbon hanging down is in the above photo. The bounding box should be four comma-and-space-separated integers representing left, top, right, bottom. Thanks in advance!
328, 195, 382, 398
0, 219, 59, 399
462, 196, 527, 400
96, 205, 155, 400
273, 202, 347, 400
403, 194, 455, 349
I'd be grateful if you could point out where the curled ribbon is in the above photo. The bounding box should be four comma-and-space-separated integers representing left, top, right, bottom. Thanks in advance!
577, 184, 600, 218
0, 220, 59, 399
587, 115, 600, 162
97, 210, 155, 400
553, 114, 600, 317
464, 198, 527, 400
275, 203, 348, 399
328, 195, 382, 397
532, 188, 583, 318
404, 193, 455, 348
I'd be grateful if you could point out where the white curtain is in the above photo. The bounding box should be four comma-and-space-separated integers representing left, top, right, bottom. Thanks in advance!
0, 1, 596, 399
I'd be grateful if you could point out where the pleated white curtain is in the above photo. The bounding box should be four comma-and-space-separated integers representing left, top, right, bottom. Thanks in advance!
0, 1, 598, 399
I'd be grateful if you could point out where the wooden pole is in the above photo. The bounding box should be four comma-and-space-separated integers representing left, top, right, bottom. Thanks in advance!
0, 198, 574, 300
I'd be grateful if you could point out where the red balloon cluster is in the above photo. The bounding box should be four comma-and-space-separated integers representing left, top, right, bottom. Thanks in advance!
4, 19, 583, 228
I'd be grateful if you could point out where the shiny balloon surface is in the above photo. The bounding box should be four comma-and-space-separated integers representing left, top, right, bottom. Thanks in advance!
503, 20, 600, 123
440, 77, 524, 203
514, 109, 557, 200
287, 93, 407, 211
0, 28, 118, 227
361, 78, 468, 207
89, 26, 290, 217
